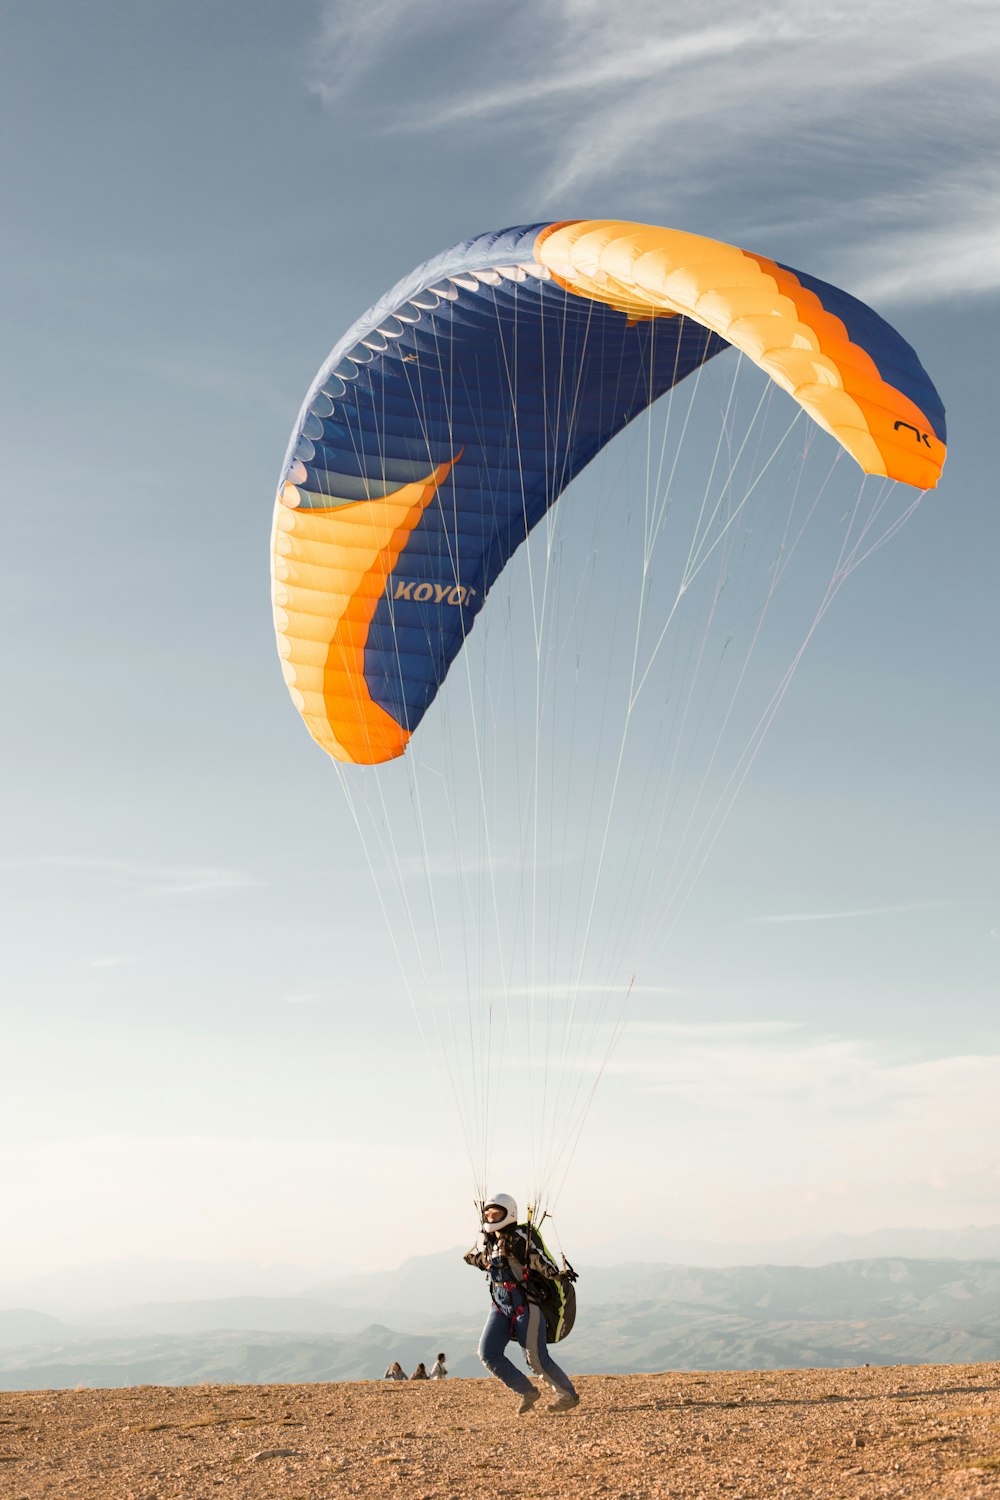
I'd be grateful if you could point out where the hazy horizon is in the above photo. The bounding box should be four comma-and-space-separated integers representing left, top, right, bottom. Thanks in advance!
4, 1222, 1000, 1312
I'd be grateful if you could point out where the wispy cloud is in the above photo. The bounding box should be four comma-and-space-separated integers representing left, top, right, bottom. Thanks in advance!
587, 1038, 1000, 1240
626, 1019, 799, 1041
503, 982, 683, 1000
401, 22, 757, 130
25, 855, 261, 898
308, 0, 1000, 300
606, 1028, 882, 1105
384, 848, 527, 882
364, 843, 575, 886
603, 1025, 1000, 1133
306, 0, 420, 104
746, 898, 963, 926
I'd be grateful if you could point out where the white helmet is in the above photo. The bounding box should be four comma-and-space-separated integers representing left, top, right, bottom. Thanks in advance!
482, 1193, 518, 1231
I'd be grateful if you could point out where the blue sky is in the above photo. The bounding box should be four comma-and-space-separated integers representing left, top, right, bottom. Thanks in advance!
2, 0, 998, 1279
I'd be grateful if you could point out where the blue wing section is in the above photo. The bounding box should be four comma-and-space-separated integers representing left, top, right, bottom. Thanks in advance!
281, 226, 728, 738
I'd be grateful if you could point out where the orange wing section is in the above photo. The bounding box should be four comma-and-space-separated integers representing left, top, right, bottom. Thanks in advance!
271, 455, 460, 764
535, 221, 945, 490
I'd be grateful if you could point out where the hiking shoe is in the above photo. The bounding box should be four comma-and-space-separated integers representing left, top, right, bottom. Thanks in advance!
548, 1391, 581, 1413
517, 1388, 541, 1415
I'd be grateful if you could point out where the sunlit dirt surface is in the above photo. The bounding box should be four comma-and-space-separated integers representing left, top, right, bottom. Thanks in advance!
1, 1364, 999, 1498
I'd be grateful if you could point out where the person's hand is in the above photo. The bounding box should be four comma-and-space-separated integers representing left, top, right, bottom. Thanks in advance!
463, 1244, 480, 1265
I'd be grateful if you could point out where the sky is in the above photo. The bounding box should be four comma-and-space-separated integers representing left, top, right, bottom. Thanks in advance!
1, 0, 998, 1283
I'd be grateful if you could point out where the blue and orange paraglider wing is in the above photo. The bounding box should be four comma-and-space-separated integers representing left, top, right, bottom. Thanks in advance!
271, 220, 946, 765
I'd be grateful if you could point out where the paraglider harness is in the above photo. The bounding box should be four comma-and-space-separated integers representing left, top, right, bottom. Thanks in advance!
483, 1207, 578, 1344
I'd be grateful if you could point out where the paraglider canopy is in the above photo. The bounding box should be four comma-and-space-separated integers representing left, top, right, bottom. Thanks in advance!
270, 218, 946, 1214
272, 220, 945, 768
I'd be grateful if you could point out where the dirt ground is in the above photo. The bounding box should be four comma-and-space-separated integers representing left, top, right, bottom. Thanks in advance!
1, 1362, 998, 1499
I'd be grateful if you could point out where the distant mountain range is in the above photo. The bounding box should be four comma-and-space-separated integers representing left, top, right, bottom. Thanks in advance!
4, 1223, 1000, 1322
0, 1323, 461, 1390
597, 1223, 1000, 1268
2, 1255, 999, 1390
0, 1255, 354, 1320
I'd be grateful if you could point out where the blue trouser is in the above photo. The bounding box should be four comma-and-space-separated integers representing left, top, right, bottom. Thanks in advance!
478, 1297, 577, 1397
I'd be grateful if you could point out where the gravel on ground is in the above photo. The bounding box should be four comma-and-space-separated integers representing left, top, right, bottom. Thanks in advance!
1, 1361, 998, 1498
